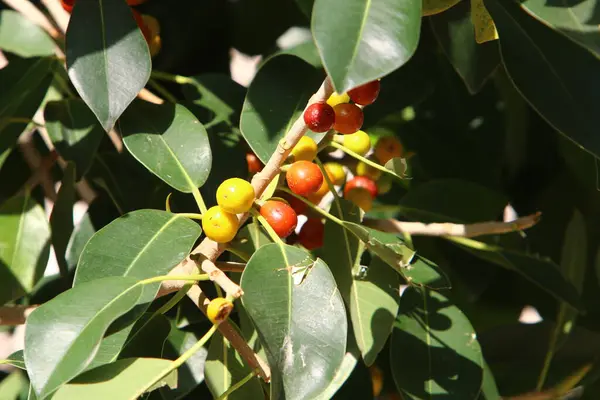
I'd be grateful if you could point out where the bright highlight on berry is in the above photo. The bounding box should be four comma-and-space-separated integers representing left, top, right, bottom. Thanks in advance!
286, 161, 324, 196
348, 80, 381, 106
207, 297, 234, 324
202, 206, 239, 243
303, 102, 335, 133
291, 136, 318, 162
260, 200, 298, 238
342, 130, 371, 156
216, 178, 255, 214
333, 103, 364, 135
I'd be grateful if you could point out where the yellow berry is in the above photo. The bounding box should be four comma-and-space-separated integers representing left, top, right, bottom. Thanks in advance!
374, 136, 404, 165
356, 160, 382, 181
324, 162, 346, 186
290, 136, 318, 162
309, 168, 335, 202
345, 188, 373, 212
376, 175, 392, 195
202, 206, 239, 243
207, 297, 233, 324
326, 91, 350, 107
216, 178, 255, 214
342, 130, 371, 156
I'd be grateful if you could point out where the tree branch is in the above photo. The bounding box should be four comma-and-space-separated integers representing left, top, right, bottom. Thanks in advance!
0, 305, 37, 325
364, 212, 542, 238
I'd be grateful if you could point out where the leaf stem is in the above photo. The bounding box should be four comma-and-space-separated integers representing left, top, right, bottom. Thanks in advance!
315, 157, 340, 201
171, 324, 218, 369
151, 70, 193, 85
280, 187, 344, 226
224, 247, 251, 262
165, 193, 173, 212
138, 274, 211, 286
191, 187, 208, 214
330, 141, 393, 178
216, 369, 260, 400
153, 284, 193, 316
147, 78, 178, 103
177, 213, 203, 221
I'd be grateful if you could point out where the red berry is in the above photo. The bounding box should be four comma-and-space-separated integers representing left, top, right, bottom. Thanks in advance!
132, 10, 152, 43
348, 80, 381, 106
298, 218, 324, 250
344, 176, 377, 199
286, 161, 323, 197
246, 152, 262, 174
303, 102, 335, 133
280, 192, 307, 215
260, 201, 298, 238
61, 0, 75, 13
333, 104, 364, 134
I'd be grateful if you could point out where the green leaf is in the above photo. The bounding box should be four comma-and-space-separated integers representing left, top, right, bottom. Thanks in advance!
521, 0, 600, 58
423, 0, 461, 16
74, 209, 202, 303
241, 243, 347, 400
0, 193, 51, 305
312, 0, 421, 93
1, 350, 25, 370
66, 0, 151, 131
430, 0, 500, 94
390, 287, 484, 399
0, 10, 55, 57
484, 0, 600, 159
317, 335, 362, 400
205, 329, 264, 400
323, 199, 400, 365
0, 370, 27, 400
50, 162, 76, 276
44, 99, 106, 180
50, 358, 175, 400
480, 360, 501, 400
66, 211, 96, 271
277, 40, 323, 68
240, 54, 325, 165
119, 101, 212, 193
0, 56, 55, 154
342, 221, 451, 289
229, 220, 272, 261
24, 276, 143, 398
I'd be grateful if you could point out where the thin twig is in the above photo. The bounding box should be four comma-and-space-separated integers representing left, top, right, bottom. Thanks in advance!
39, 0, 69, 34
0, 305, 37, 325
3, 0, 62, 40
363, 212, 542, 238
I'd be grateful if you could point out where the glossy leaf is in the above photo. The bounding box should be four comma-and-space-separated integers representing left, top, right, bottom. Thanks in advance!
391, 287, 484, 399
74, 209, 202, 302
0, 10, 55, 57
205, 329, 264, 400
119, 101, 212, 192
521, 0, 600, 58
51, 358, 175, 400
0, 56, 55, 155
323, 199, 400, 365
1, 350, 25, 370
0, 370, 27, 399
44, 99, 106, 179
50, 163, 76, 275
423, 0, 461, 16
471, 0, 498, 43
342, 221, 451, 289
0, 193, 51, 305
312, 0, 421, 93
240, 54, 324, 165
430, 0, 500, 94
317, 335, 361, 400
484, 0, 600, 159
277, 40, 323, 68
241, 244, 347, 400
66, 0, 151, 131
24, 276, 143, 398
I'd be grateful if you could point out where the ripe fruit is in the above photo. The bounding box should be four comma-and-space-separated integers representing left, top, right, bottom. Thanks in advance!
356, 160, 382, 181
202, 206, 239, 243
374, 136, 404, 165
246, 152, 262, 174
286, 161, 323, 196
303, 102, 335, 133
60, 0, 75, 13
341, 130, 371, 156
308, 169, 335, 202
346, 188, 373, 212
333, 104, 364, 134
260, 201, 298, 238
290, 136, 318, 162
298, 218, 324, 250
207, 297, 234, 324
216, 178, 255, 214
132, 10, 152, 43
348, 80, 381, 106
344, 176, 377, 198
324, 162, 346, 186
141, 15, 162, 57
327, 92, 350, 107
280, 192, 307, 215
127, 0, 150, 5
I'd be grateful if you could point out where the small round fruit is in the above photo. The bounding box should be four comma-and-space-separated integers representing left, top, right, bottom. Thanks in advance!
216, 178, 255, 214
344, 176, 377, 199
298, 218, 324, 250
132, 10, 152, 43
324, 162, 346, 186
346, 188, 373, 212
246, 152, 263, 174
260, 200, 298, 238
303, 102, 335, 133
348, 80, 381, 106
127, 0, 149, 5
280, 192, 307, 215
141, 15, 162, 57
356, 160, 382, 181
286, 161, 323, 196
374, 136, 404, 165
61, 0, 75, 13
203, 206, 239, 243
290, 136, 318, 162
308, 169, 335, 202
207, 297, 234, 324
376, 175, 393, 195
333, 104, 364, 135
327, 92, 350, 107
342, 130, 371, 156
